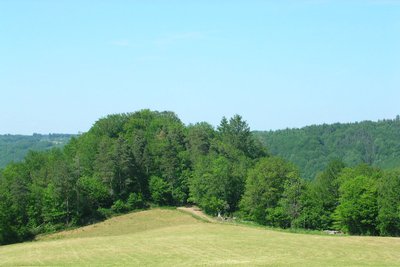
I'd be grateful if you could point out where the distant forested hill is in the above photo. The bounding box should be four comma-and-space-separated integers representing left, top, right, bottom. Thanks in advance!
254, 117, 400, 179
0, 134, 74, 168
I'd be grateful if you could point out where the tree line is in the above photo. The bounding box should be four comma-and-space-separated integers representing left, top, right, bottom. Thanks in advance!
1, 110, 400, 245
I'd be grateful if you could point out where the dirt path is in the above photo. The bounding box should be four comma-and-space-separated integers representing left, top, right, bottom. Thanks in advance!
177, 206, 217, 223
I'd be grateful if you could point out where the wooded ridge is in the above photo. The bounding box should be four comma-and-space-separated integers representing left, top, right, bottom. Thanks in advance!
254, 117, 400, 179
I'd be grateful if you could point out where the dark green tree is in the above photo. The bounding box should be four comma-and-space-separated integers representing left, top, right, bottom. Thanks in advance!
217, 115, 266, 159
189, 152, 249, 215
377, 170, 400, 236
149, 175, 173, 205
185, 122, 215, 163
333, 165, 380, 235
240, 157, 299, 226
277, 175, 305, 228
300, 160, 345, 230
0, 163, 32, 243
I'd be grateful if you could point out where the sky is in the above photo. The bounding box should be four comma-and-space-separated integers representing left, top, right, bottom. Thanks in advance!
0, 0, 399, 134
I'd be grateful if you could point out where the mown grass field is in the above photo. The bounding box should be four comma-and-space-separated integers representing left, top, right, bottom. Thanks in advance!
1, 209, 400, 266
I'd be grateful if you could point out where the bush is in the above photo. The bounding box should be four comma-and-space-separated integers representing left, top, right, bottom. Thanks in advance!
111, 200, 128, 213
126, 193, 146, 210
97, 208, 114, 219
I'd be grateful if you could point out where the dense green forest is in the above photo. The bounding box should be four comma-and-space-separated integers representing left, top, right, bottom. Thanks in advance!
254, 117, 400, 179
0, 134, 73, 168
1, 110, 400, 245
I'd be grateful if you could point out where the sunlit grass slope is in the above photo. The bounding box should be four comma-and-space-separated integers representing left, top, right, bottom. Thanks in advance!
1, 209, 400, 266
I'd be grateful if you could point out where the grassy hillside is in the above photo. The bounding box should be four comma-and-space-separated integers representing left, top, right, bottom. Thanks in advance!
254, 118, 400, 179
0, 134, 73, 168
1, 209, 400, 266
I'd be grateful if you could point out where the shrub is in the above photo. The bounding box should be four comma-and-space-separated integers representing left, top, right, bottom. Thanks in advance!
111, 200, 128, 213
126, 193, 146, 210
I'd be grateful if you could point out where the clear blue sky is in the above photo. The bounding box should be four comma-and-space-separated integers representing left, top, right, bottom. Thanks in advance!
1, 0, 399, 134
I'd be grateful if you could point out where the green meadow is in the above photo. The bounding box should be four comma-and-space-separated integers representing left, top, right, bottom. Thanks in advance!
1, 209, 400, 266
